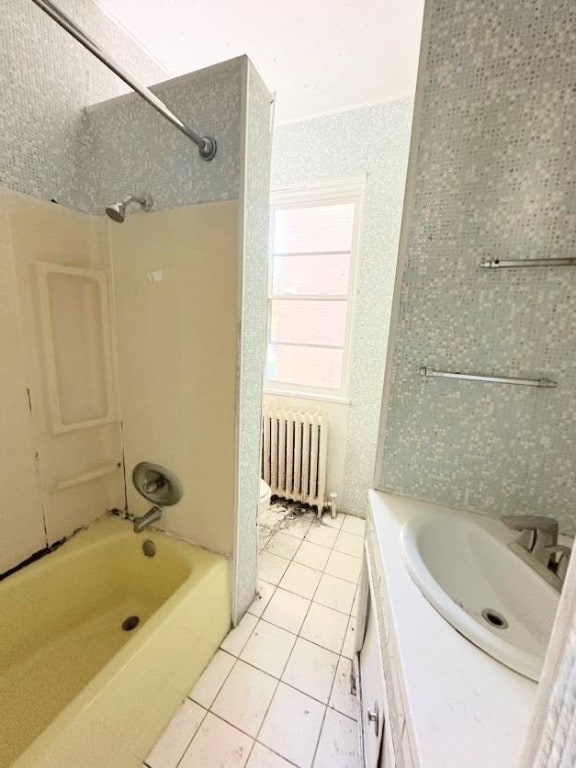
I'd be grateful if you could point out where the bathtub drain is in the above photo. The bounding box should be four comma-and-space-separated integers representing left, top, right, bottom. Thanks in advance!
122, 615, 140, 632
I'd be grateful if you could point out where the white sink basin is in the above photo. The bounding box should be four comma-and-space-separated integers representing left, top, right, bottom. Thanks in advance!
400, 510, 560, 681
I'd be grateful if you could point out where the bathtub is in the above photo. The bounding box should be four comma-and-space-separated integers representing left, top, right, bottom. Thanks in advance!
0, 516, 230, 768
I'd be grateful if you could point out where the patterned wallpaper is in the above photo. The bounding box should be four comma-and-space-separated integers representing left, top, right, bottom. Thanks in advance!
377, 0, 576, 531
0, 0, 166, 209
80, 58, 245, 213
234, 61, 273, 621
271, 101, 414, 516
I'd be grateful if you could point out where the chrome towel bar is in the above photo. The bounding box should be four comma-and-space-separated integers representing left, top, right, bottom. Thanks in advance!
480, 258, 576, 269
418, 367, 557, 388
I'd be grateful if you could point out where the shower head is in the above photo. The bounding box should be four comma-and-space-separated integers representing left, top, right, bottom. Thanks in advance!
105, 194, 153, 223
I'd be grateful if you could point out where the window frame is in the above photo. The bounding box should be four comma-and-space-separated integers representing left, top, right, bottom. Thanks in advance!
264, 175, 365, 403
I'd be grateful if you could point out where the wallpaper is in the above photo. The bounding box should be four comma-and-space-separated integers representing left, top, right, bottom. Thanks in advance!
271, 100, 414, 516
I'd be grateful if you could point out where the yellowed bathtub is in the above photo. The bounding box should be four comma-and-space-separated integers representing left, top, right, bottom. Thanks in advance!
0, 516, 230, 768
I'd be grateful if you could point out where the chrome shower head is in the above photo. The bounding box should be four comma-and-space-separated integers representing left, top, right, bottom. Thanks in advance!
105, 201, 127, 222
105, 194, 153, 223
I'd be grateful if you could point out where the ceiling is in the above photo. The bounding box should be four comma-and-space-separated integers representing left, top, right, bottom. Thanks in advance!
93, 0, 425, 125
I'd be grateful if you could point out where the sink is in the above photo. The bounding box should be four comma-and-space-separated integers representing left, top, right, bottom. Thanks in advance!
400, 510, 560, 681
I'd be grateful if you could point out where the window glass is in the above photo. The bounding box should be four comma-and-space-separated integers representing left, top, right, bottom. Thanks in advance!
272, 253, 351, 296
273, 204, 355, 254
266, 344, 344, 390
266, 194, 358, 394
270, 299, 347, 347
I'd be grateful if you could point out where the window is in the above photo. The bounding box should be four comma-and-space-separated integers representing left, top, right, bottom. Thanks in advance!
265, 177, 364, 400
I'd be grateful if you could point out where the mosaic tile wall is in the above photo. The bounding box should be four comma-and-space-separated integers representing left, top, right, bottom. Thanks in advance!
234, 61, 273, 621
377, 0, 576, 532
0, 0, 166, 209
80, 58, 245, 213
271, 101, 414, 517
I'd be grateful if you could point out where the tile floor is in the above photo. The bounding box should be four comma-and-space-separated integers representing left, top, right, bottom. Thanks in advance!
143, 502, 365, 768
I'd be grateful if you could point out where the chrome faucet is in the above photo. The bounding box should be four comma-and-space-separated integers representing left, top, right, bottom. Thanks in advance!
542, 544, 571, 582
501, 514, 571, 590
501, 515, 559, 562
133, 505, 163, 533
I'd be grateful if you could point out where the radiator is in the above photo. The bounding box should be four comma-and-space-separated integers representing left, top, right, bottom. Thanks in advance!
262, 407, 328, 513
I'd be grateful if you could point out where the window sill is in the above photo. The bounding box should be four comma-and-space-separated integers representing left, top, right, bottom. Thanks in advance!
263, 388, 351, 405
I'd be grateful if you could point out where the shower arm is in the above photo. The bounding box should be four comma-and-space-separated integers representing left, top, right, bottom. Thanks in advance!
30, 0, 217, 161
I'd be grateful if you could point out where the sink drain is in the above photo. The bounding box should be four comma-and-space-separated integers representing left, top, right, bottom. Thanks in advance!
482, 608, 508, 629
122, 615, 140, 632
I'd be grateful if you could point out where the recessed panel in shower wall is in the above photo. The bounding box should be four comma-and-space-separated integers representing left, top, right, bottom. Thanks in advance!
35, 262, 115, 432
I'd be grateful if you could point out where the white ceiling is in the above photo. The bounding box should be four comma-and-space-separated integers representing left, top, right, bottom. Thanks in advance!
94, 0, 424, 125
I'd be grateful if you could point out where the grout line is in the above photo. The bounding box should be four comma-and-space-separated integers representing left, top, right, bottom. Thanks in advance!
172, 505, 360, 768
260, 546, 362, 582
171, 702, 210, 768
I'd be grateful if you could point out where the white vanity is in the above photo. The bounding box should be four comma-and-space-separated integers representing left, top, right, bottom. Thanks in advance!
356, 491, 540, 768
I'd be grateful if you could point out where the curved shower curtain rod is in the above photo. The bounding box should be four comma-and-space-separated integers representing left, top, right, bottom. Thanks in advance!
30, 0, 217, 161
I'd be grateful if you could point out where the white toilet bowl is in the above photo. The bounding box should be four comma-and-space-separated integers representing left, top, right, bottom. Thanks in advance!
259, 479, 272, 516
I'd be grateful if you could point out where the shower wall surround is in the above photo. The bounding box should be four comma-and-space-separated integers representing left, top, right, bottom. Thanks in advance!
0, 190, 125, 572
377, 0, 576, 531
0, 0, 166, 209
110, 201, 240, 555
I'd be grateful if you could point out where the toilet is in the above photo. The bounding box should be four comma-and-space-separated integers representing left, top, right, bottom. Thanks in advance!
259, 479, 272, 516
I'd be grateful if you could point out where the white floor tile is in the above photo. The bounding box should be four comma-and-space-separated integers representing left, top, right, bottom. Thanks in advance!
279, 561, 322, 599
263, 588, 310, 634
246, 743, 294, 768
341, 516, 366, 537
324, 551, 361, 583
211, 661, 277, 737
146, 699, 205, 768
341, 617, 357, 659
313, 709, 361, 768
260, 506, 285, 529
351, 588, 359, 618
220, 613, 258, 656
329, 656, 357, 720
294, 541, 331, 571
320, 512, 344, 530
334, 531, 364, 558
240, 619, 296, 677
259, 683, 325, 768
313, 574, 356, 615
179, 713, 253, 768
278, 514, 314, 539
266, 532, 302, 560
300, 603, 348, 654
248, 581, 276, 618
305, 524, 339, 549
259, 551, 290, 585
282, 638, 338, 704
259, 526, 274, 552
191, 650, 235, 708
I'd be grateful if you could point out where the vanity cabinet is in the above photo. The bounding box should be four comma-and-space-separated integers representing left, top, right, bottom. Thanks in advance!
359, 600, 387, 765
357, 533, 414, 768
